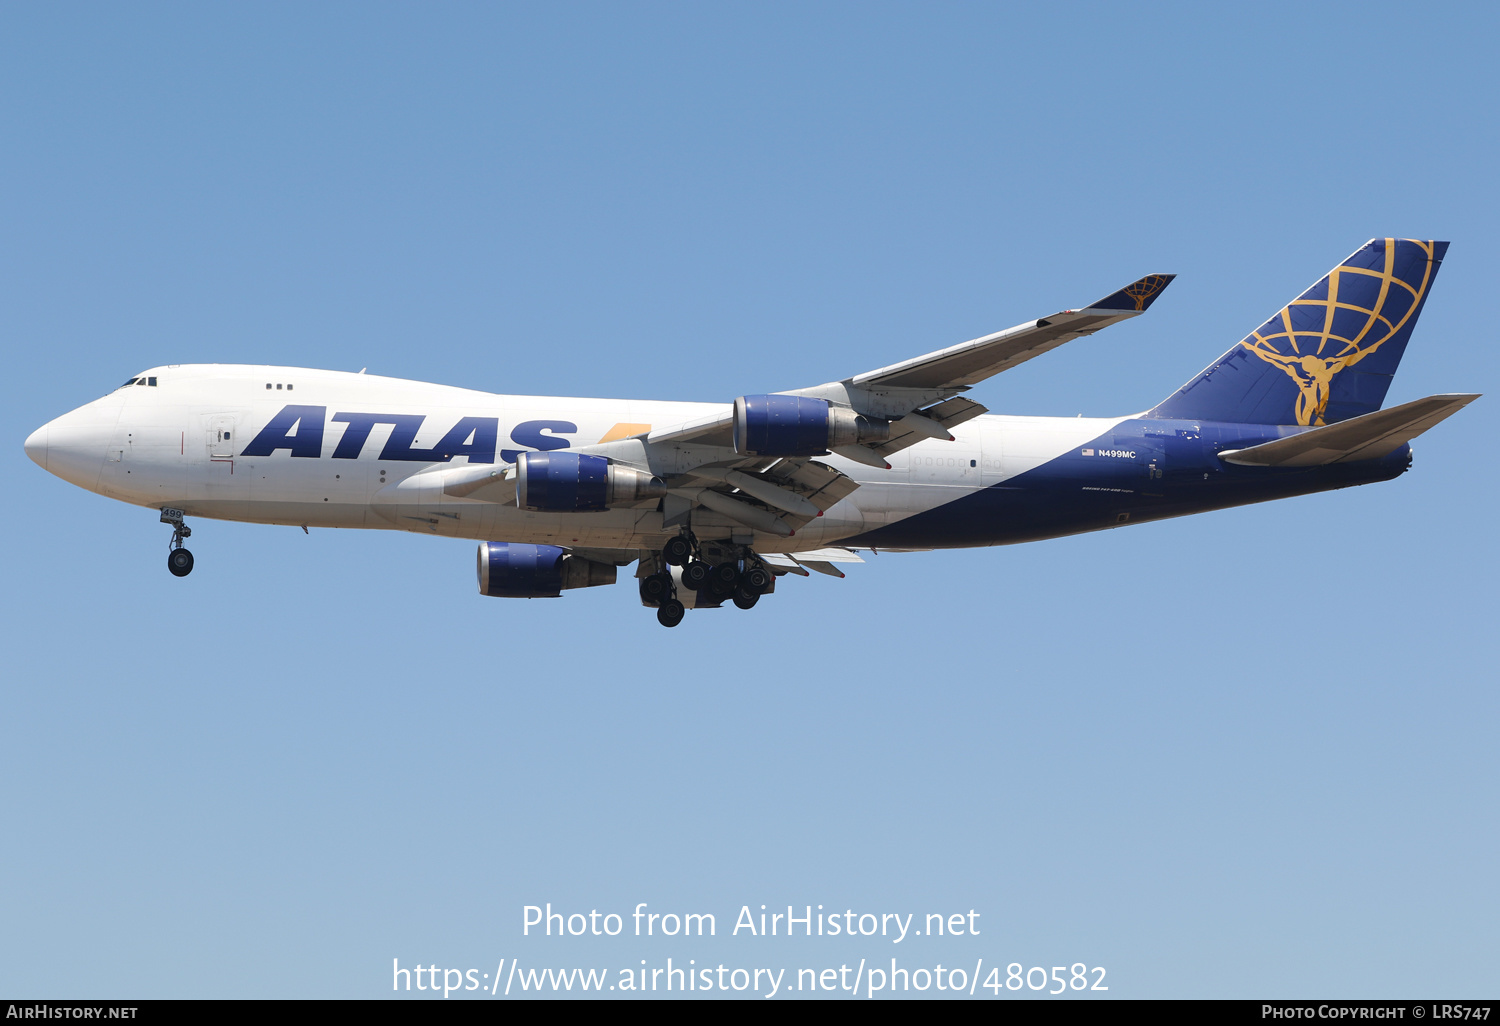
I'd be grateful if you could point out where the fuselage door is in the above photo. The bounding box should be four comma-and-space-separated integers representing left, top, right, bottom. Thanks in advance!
207, 416, 236, 458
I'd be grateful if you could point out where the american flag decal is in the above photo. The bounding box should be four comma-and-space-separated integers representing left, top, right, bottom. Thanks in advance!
1082, 448, 1094, 456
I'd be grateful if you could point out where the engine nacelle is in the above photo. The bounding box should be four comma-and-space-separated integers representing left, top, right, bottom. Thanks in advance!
515, 452, 665, 512
477, 542, 617, 598
732, 395, 890, 457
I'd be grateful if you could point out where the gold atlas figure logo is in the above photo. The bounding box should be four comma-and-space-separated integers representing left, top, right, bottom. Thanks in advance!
1240, 239, 1436, 426
1124, 274, 1172, 311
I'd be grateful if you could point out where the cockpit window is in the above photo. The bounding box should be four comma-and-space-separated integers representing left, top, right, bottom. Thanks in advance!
116, 375, 159, 391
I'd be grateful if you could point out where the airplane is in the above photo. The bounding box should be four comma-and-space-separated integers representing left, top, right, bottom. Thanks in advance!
24, 238, 1478, 627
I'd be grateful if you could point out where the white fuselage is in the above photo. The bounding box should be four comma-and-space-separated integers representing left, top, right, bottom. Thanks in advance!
27, 364, 1124, 552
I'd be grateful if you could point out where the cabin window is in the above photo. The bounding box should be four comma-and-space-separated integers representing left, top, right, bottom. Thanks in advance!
276, 383, 283, 389
266, 383, 272, 389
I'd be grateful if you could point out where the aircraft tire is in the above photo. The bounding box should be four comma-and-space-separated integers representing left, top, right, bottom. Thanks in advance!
682, 560, 711, 590
657, 599, 685, 628
639, 572, 672, 604
732, 587, 760, 610
662, 537, 692, 566
167, 548, 194, 577
742, 565, 772, 594
707, 562, 740, 598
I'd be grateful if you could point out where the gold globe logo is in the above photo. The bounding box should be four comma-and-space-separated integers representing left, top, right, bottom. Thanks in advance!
1240, 239, 1437, 426
1123, 274, 1172, 311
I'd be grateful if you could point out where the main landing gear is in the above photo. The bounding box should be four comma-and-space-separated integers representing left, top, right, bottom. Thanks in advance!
638, 568, 685, 627
161, 507, 194, 578
641, 530, 776, 627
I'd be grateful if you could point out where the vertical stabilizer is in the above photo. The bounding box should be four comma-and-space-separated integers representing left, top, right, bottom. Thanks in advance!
1148, 239, 1448, 425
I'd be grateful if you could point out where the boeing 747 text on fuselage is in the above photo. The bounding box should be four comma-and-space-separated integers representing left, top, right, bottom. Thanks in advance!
25, 239, 1478, 626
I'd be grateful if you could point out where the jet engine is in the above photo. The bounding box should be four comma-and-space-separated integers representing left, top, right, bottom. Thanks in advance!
477, 542, 617, 598
514, 452, 665, 512
732, 395, 889, 457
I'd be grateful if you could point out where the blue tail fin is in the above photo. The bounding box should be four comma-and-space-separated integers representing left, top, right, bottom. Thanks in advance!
1148, 239, 1448, 425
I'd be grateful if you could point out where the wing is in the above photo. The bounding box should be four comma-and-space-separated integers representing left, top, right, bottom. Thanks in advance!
844, 273, 1175, 391
471, 273, 1175, 542
659, 272, 1175, 454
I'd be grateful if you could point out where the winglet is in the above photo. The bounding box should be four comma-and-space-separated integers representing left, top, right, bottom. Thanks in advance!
1085, 274, 1176, 313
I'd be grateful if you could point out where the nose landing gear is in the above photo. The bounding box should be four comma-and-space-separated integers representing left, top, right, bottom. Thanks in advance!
161, 507, 194, 578
167, 548, 194, 577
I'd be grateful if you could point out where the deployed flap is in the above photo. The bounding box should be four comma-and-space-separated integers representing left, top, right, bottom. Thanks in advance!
847, 274, 1174, 392
787, 548, 865, 578
756, 546, 864, 578
757, 553, 810, 576
871, 396, 990, 457
785, 547, 865, 563
1219, 393, 1479, 467
759, 459, 861, 511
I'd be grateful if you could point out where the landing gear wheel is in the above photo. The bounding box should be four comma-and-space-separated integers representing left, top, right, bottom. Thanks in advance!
662, 535, 693, 566
742, 565, 772, 594
682, 560, 711, 591
639, 572, 672, 604
657, 599, 685, 627
732, 586, 760, 610
167, 548, 194, 577
706, 562, 740, 599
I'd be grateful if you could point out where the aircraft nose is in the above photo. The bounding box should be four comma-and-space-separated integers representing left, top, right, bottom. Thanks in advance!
24, 424, 48, 470
29, 405, 115, 491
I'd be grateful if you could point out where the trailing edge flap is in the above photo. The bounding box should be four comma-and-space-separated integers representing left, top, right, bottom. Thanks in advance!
757, 547, 864, 578
757, 553, 810, 576
1219, 393, 1480, 467
789, 547, 865, 562
870, 396, 989, 457
677, 458, 860, 534
761, 459, 861, 510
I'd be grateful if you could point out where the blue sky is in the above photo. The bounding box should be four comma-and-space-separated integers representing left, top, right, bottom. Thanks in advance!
2, 1, 1496, 999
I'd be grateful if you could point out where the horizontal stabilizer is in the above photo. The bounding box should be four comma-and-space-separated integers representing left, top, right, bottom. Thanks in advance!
1219, 393, 1480, 467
